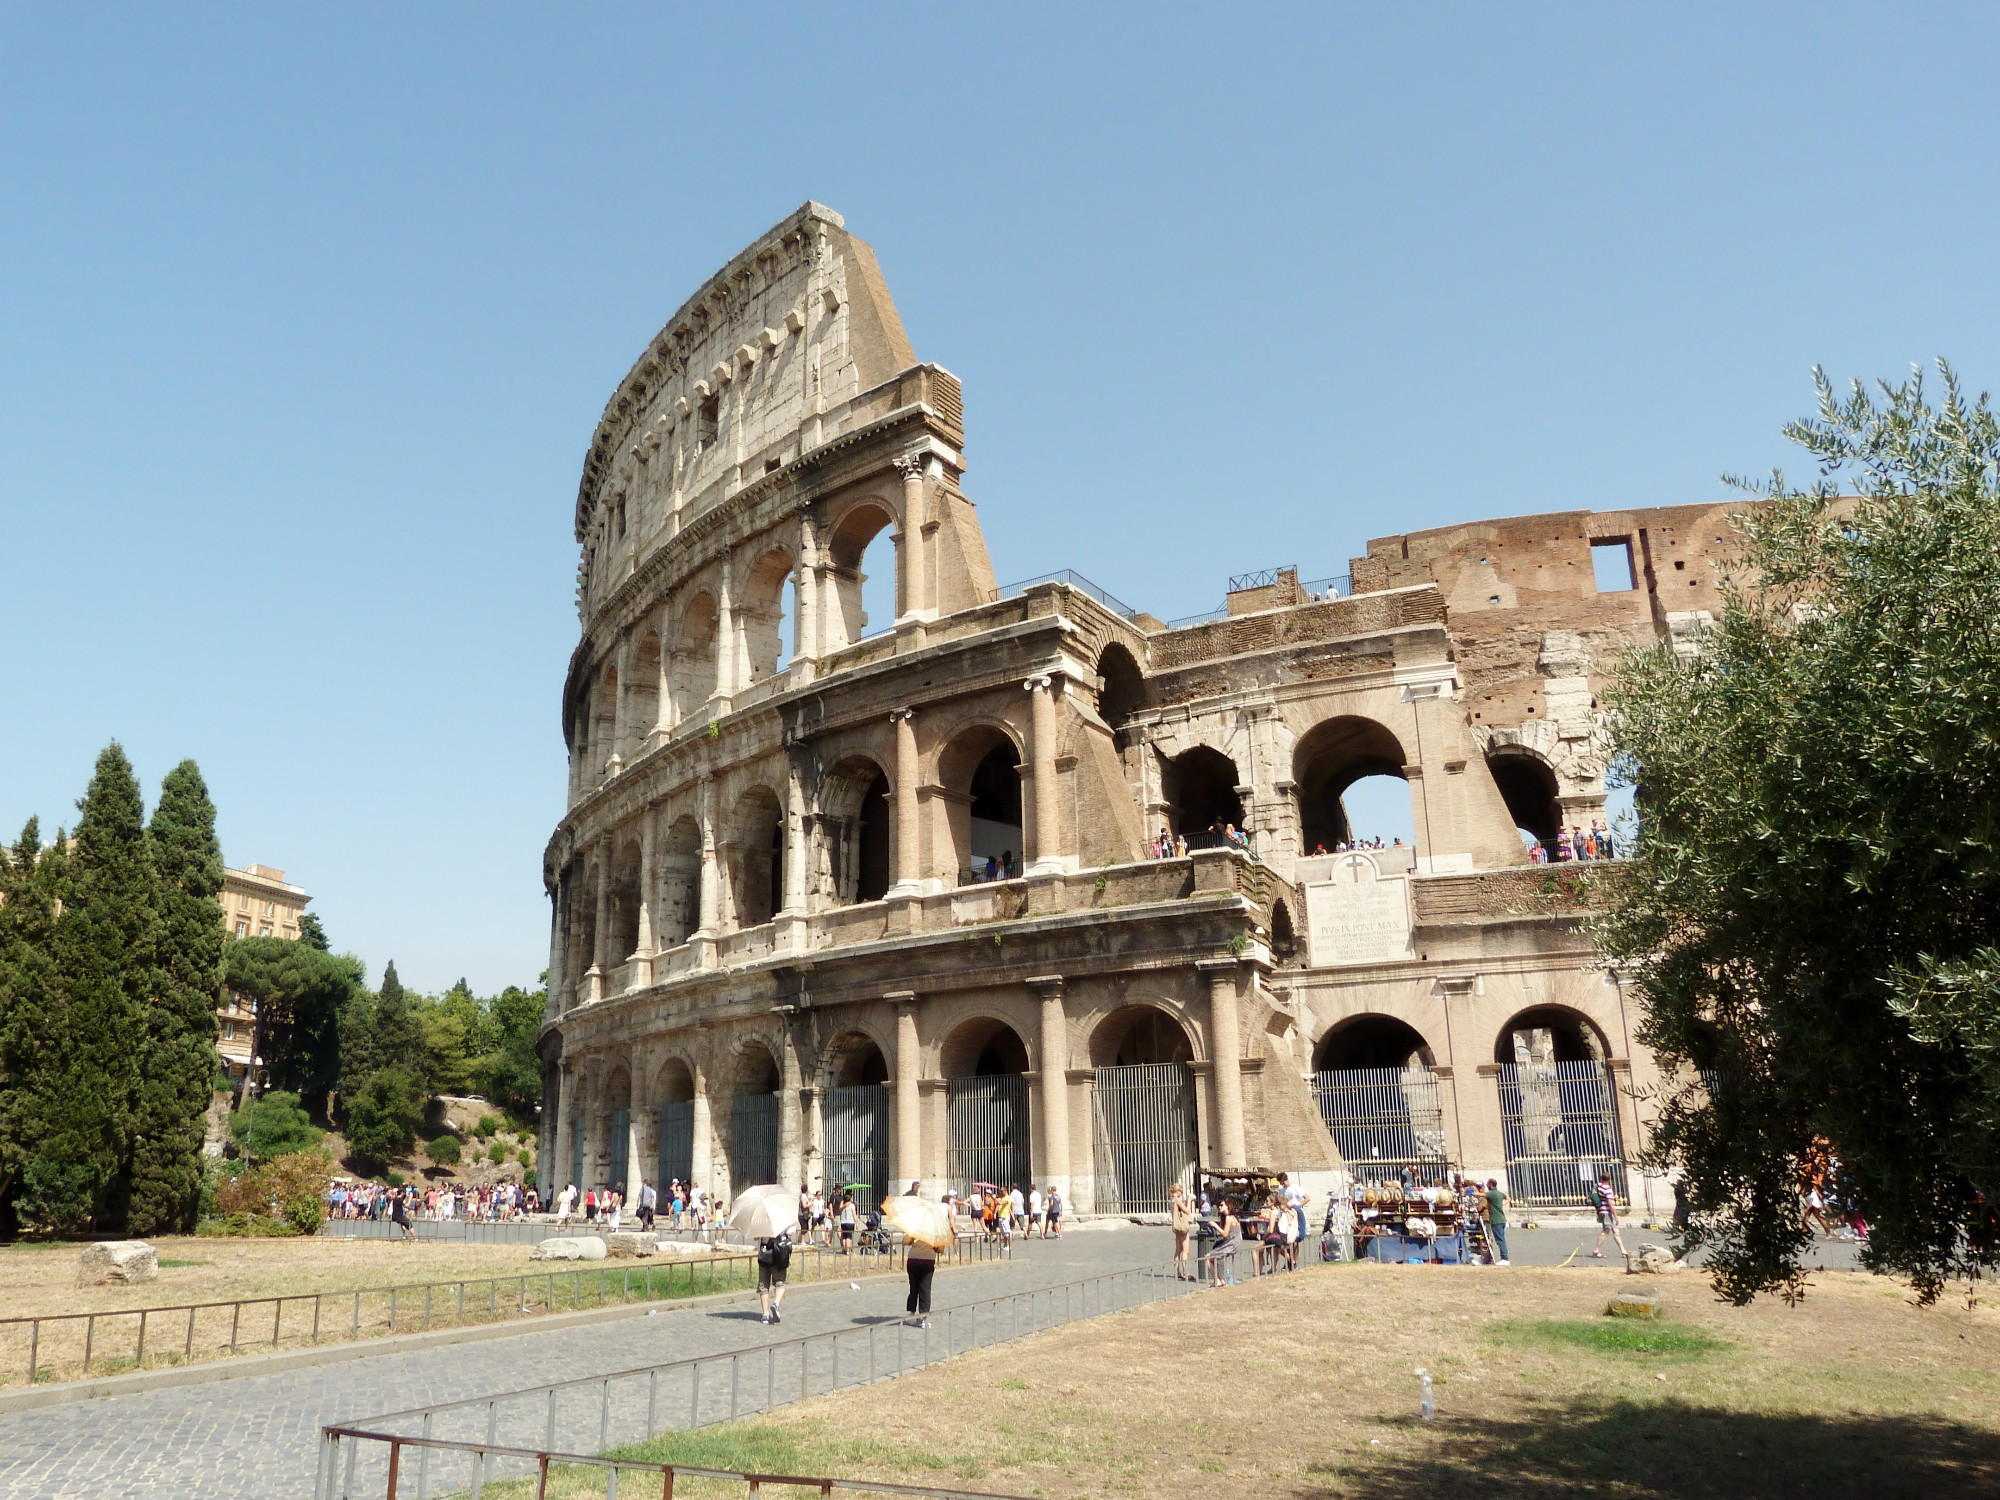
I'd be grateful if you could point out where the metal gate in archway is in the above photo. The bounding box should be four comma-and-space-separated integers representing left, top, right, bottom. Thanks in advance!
729, 1092, 780, 1190
608, 1108, 630, 1192
1311, 1066, 1450, 1183
822, 1083, 890, 1211
946, 1074, 1031, 1198
1091, 1062, 1197, 1214
657, 1100, 693, 1187
1497, 1060, 1628, 1207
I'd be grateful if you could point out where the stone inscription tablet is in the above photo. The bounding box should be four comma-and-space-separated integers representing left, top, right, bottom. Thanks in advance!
1305, 852, 1413, 967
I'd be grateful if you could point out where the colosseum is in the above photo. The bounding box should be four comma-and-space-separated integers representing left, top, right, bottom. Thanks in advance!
540, 202, 1740, 1221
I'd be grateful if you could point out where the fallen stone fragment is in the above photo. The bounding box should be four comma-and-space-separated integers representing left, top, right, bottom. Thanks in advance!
79, 1240, 157, 1284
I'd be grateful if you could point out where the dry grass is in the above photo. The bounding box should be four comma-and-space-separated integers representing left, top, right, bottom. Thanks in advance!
502, 1263, 2000, 1499
0, 1235, 770, 1389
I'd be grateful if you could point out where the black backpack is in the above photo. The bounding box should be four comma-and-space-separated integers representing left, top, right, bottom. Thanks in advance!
759, 1234, 793, 1270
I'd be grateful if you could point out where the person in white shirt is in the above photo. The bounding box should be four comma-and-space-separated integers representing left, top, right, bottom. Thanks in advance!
1028, 1187, 1044, 1235
556, 1182, 577, 1227
1009, 1185, 1026, 1224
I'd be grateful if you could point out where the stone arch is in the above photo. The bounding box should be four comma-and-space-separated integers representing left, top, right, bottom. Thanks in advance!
1313, 1014, 1437, 1072
1292, 715, 1411, 853
728, 1036, 782, 1096
670, 591, 719, 721
653, 1055, 697, 1104
659, 815, 702, 947
1486, 745, 1563, 853
1095, 642, 1147, 727
569, 857, 600, 995
593, 662, 619, 776
1270, 897, 1299, 964
603, 1064, 633, 1111
629, 630, 663, 745
1494, 1004, 1610, 1066
825, 499, 899, 651
936, 721, 1025, 883
818, 754, 892, 905
938, 1015, 1032, 1079
739, 545, 797, 685
724, 1035, 783, 1191
822, 1028, 891, 1088
1163, 744, 1243, 845
1088, 1004, 1196, 1068
607, 837, 643, 966
726, 784, 785, 929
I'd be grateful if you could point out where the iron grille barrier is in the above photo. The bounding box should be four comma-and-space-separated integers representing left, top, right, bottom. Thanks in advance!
944, 1076, 1032, 1199
730, 1093, 780, 1190
314, 1258, 1207, 1500
656, 1101, 693, 1187
1311, 1066, 1450, 1182
1091, 1063, 1197, 1213
608, 1109, 630, 1192
1496, 1060, 1629, 1207
822, 1084, 890, 1211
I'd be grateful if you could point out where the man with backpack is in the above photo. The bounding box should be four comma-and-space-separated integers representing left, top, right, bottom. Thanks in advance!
757, 1227, 793, 1324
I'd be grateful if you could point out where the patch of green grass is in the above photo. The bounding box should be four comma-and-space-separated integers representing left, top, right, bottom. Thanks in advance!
610, 1421, 984, 1481
1000, 1377, 1029, 1391
1485, 1318, 1730, 1359
156, 1257, 207, 1268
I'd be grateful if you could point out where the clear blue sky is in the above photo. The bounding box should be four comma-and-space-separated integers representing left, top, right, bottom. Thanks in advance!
4, 6, 1996, 994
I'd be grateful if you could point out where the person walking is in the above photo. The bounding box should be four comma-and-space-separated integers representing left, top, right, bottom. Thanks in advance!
757, 1227, 793, 1324
1588, 1173, 1628, 1259
1045, 1184, 1062, 1237
391, 1186, 415, 1242
1483, 1178, 1510, 1265
639, 1180, 656, 1231
1169, 1181, 1193, 1278
903, 1184, 938, 1327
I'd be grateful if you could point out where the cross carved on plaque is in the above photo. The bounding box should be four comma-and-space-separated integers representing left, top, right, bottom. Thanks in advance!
1336, 854, 1375, 885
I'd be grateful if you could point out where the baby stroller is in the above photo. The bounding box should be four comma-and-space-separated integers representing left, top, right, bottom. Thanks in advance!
856, 1207, 888, 1257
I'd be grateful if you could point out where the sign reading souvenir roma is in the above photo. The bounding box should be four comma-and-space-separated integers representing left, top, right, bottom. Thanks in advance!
1305, 853, 1413, 967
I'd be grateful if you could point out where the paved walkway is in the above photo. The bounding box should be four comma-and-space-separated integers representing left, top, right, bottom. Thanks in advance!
0, 1228, 1173, 1500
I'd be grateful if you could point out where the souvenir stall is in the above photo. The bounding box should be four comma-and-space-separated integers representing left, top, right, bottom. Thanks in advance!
1350, 1178, 1477, 1264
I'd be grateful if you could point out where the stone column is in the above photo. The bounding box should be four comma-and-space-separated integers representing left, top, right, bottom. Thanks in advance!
632, 813, 656, 990
1030, 976, 1071, 1200
779, 1023, 805, 1192
690, 1074, 714, 1199
714, 570, 737, 703
889, 709, 922, 895
804, 1086, 825, 1189
1200, 959, 1247, 1167
892, 994, 921, 1192
694, 781, 721, 968
1026, 674, 1064, 876
547, 877, 567, 1018
895, 454, 928, 618
551, 1069, 574, 1194
586, 854, 611, 1003
793, 518, 821, 671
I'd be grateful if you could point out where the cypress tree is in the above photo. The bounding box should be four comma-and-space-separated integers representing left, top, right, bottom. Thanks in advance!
41, 745, 158, 1230
128, 760, 225, 1233
372, 961, 423, 1073
0, 820, 63, 1235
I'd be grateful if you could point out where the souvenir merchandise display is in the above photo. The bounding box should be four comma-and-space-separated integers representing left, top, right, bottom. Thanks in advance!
1350, 1177, 1480, 1264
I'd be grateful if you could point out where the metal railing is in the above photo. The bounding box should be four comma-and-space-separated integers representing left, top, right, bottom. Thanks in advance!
4, 1236, 1005, 1390
1164, 572, 1359, 629
991, 570, 1139, 619
316, 1258, 1209, 1499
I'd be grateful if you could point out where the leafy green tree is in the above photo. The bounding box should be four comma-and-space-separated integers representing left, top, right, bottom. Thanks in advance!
1600, 361, 2000, 1304
297, 911, 331, 951
128, 760, 225, 1234
425, 1132, 462, 1166
371, 962, 423, 1075
223, 939, 362, 1115
342, 1066, 425, 1171
230, 1090, 324, 1162
415, 993, 473, 1096
470, 982, 547, 1123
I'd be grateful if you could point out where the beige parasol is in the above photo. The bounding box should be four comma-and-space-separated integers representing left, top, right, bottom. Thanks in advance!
881, 1193, 956, 1250
729, 1183, 797, 1241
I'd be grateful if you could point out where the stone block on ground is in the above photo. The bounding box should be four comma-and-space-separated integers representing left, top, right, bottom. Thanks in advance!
79, 1240, 157, 1284
1605, 1289, 1662, 1319
1628, 1243, 1682, 1274
530, 1236, 608, 1262
603, 1232, 656, 1257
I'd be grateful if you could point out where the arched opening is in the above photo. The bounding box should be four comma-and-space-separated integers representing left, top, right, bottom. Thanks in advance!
603, 1066, 632, 1192
1488, 749, 1562, 856
1495, 1005, 1607, 1066
1270, 899, 1298, 964
1164, 745, 1243, 848
571, 863, 600, 991
1494, 1005, 1625, 1208
670, 592, 719, 721
1088, 1005, 1194, 1068
659, 816, 702, 947
727, 1042, 781, 1191
655, 1058, 695, 1188
607, 839, 643, 969
1314, 1016, 1435, 1072
594, 664, 619, 776
740, 548, 795, 686
629, 632, 663, 744
820, 757, 891, 905
822, 1031, 890, 1209
938, 726, 1024, 883
942, 1017, 1032, 1198
1096, 643, 1146, 727
826, 504, 898, 651
727, 787, 785, 929
1310, 1016, 1446, 1183
1293, 716, 1411, 854
1089, 1006, 1198, 1213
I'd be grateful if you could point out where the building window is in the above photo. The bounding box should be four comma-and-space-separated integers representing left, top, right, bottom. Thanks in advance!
1591, 538, 1637, 592
259, 923, 273, 937
698, 395, 720, 449
236, 920, 248, 938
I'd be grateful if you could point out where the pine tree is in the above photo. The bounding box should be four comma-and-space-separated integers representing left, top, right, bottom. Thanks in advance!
0, 820, 63, 1235
372, 961, 423, 1076
128, 761, 225, 1234
39, 745, 159, 1230
297, 911, 331, 951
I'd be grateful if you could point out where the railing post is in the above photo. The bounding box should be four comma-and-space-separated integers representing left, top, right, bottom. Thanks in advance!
648, 1368, 659, 1436
546, 1385, 557, 1451
187, 1305, 196, 1359
313, 1295, 322, 1345
690, 1360, 701, 1428
600, 1377, 611, 1450
343, 1432, 360, 1499
28, 1320, 37, 1384
385, 1438, 401, 1500
417, 1412, 432, 1499
137, 1308, 148, 1367
84, 1314, 95, 1372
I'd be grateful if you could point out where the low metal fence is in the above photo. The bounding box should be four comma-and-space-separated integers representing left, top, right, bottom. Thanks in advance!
316, 1259, 1207, 1499
3, 1235, 1006, 1390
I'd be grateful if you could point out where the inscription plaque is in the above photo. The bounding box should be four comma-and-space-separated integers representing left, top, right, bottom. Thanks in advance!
1305, 852, 1413, 967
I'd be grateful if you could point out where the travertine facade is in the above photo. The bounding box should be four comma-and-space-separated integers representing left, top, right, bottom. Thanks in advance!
218, 863, 311, 1082
541, 204, 1743, 1217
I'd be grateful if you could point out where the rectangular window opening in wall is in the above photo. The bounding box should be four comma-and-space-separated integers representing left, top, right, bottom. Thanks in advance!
698, 395, 720, 448
1591, 538, 1637, 592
